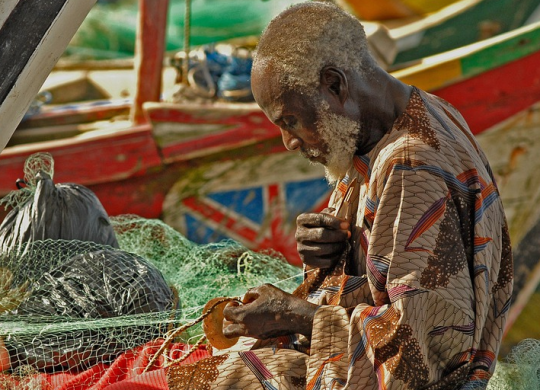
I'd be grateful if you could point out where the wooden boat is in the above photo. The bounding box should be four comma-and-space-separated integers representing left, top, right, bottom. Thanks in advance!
62, 0, 540, 69
64, 0, 302, 60
3, 20, 540, 266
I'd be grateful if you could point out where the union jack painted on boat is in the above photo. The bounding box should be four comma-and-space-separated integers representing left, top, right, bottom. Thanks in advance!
174, 175, 332, 266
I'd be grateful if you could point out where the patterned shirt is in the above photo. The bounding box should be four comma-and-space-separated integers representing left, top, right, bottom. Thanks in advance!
168, 88, 513, 390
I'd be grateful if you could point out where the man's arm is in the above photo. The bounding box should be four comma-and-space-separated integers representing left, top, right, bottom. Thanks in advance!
222, 207, 350, 340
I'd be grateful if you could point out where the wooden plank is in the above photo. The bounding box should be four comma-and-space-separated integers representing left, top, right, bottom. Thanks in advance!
0, 123, 162, 189
391, 0, 540, 64
0, 0, 96, 152
396, 59, 462, 91
17, 99, 131, 130
131, 0, 170, 124
145, 102, 282, 163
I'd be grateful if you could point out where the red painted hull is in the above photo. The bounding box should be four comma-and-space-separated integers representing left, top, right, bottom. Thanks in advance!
435, 50, 540, 135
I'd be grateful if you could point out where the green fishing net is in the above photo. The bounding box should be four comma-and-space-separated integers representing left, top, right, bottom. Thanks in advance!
0, 219, 302, 374
0, 153, 302, 386
0, 218, 302, 370
111, 214, 302, 310
488, 339, 540, 390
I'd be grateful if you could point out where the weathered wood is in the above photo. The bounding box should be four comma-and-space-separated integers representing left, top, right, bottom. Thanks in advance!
436, 49, 540, 134
0, 122, 160, 188
130, 0, 170, 125
389, 0, 540, 64
17, 99, 131, 130
393, 21, 540, 134
0, 0, 96, 152
394, 20, 540, 92
145, 102, 282, 163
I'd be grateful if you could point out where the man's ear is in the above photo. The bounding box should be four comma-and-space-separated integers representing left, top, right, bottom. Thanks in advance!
320, 67, 348, 105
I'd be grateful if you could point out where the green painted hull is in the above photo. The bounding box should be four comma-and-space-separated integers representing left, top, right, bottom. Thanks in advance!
393, 0, 540, 65
65, 0, 301, 60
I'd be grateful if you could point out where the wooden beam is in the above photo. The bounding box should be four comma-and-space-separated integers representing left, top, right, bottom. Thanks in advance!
0, 0, 97, 153
131, 0, 170, 125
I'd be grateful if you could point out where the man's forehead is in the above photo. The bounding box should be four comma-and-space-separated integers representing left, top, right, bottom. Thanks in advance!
252, 65, 286, 115
254, 85, 284, 122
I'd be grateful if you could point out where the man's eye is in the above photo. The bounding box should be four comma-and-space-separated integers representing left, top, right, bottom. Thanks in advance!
283, 117, 297, 129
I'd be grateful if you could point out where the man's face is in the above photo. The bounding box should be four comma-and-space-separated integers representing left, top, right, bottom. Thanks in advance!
252, 66, 359, 183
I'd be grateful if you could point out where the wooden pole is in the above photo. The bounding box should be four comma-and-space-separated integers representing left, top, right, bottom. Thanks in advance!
182, 0, 191, 86
0, 0, 97, 152
131, 0, 170, 125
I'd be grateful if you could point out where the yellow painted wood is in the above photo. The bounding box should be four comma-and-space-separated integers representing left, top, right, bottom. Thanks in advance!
400, 0, 459, 15
342, 0, 461, 21
392, 59, 462, 91
342, 0, 418, 20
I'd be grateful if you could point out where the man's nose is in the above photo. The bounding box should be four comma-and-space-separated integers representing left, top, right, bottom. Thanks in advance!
280, 129, 302, 151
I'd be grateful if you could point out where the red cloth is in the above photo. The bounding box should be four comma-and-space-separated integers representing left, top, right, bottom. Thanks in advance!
0, 340, 210, 390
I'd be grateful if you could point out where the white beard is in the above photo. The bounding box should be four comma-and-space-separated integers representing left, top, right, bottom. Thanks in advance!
315, 102, 360, 184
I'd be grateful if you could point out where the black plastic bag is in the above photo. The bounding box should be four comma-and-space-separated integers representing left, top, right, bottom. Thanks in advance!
6, 248, 175, 371
0, 171, 119, 256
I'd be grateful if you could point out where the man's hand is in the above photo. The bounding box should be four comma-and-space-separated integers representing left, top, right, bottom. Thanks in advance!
222, 284, 319, 340
295, 207, 350, 269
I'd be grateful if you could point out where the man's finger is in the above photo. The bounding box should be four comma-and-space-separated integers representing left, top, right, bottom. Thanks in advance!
298, 241, 346, 257
241, 289, 261, 304
296, 227, 349, 243
223, 302, 247, 322
297, 212, 345, 229
223, 323, 248, 339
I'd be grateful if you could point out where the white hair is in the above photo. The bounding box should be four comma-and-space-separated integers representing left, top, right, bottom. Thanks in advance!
253, 1, 376, 95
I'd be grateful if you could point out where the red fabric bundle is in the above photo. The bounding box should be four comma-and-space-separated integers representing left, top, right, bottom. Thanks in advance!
0, 340, 210, 390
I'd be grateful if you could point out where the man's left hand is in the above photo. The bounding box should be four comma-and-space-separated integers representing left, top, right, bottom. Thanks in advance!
222, 284, 319, 340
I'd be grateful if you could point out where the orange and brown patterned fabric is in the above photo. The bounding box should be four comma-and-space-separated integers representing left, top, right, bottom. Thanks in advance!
167, 88, 513, 389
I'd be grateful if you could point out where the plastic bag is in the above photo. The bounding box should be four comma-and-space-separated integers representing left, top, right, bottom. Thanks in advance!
0, 170, 119, 257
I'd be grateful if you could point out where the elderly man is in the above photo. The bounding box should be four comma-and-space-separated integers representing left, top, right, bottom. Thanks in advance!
167, 2, 513, 389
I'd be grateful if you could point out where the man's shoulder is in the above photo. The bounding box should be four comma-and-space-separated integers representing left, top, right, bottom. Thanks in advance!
416, 89, 472, 138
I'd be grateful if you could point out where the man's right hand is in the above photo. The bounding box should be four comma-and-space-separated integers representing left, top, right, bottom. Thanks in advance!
295, 207, 350, 269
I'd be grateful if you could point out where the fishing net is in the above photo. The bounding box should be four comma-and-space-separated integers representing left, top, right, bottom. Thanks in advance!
0, 153, 302, 388
487, 339, 540, 390
110, 214, 302, 311
0, 222, 301, 386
